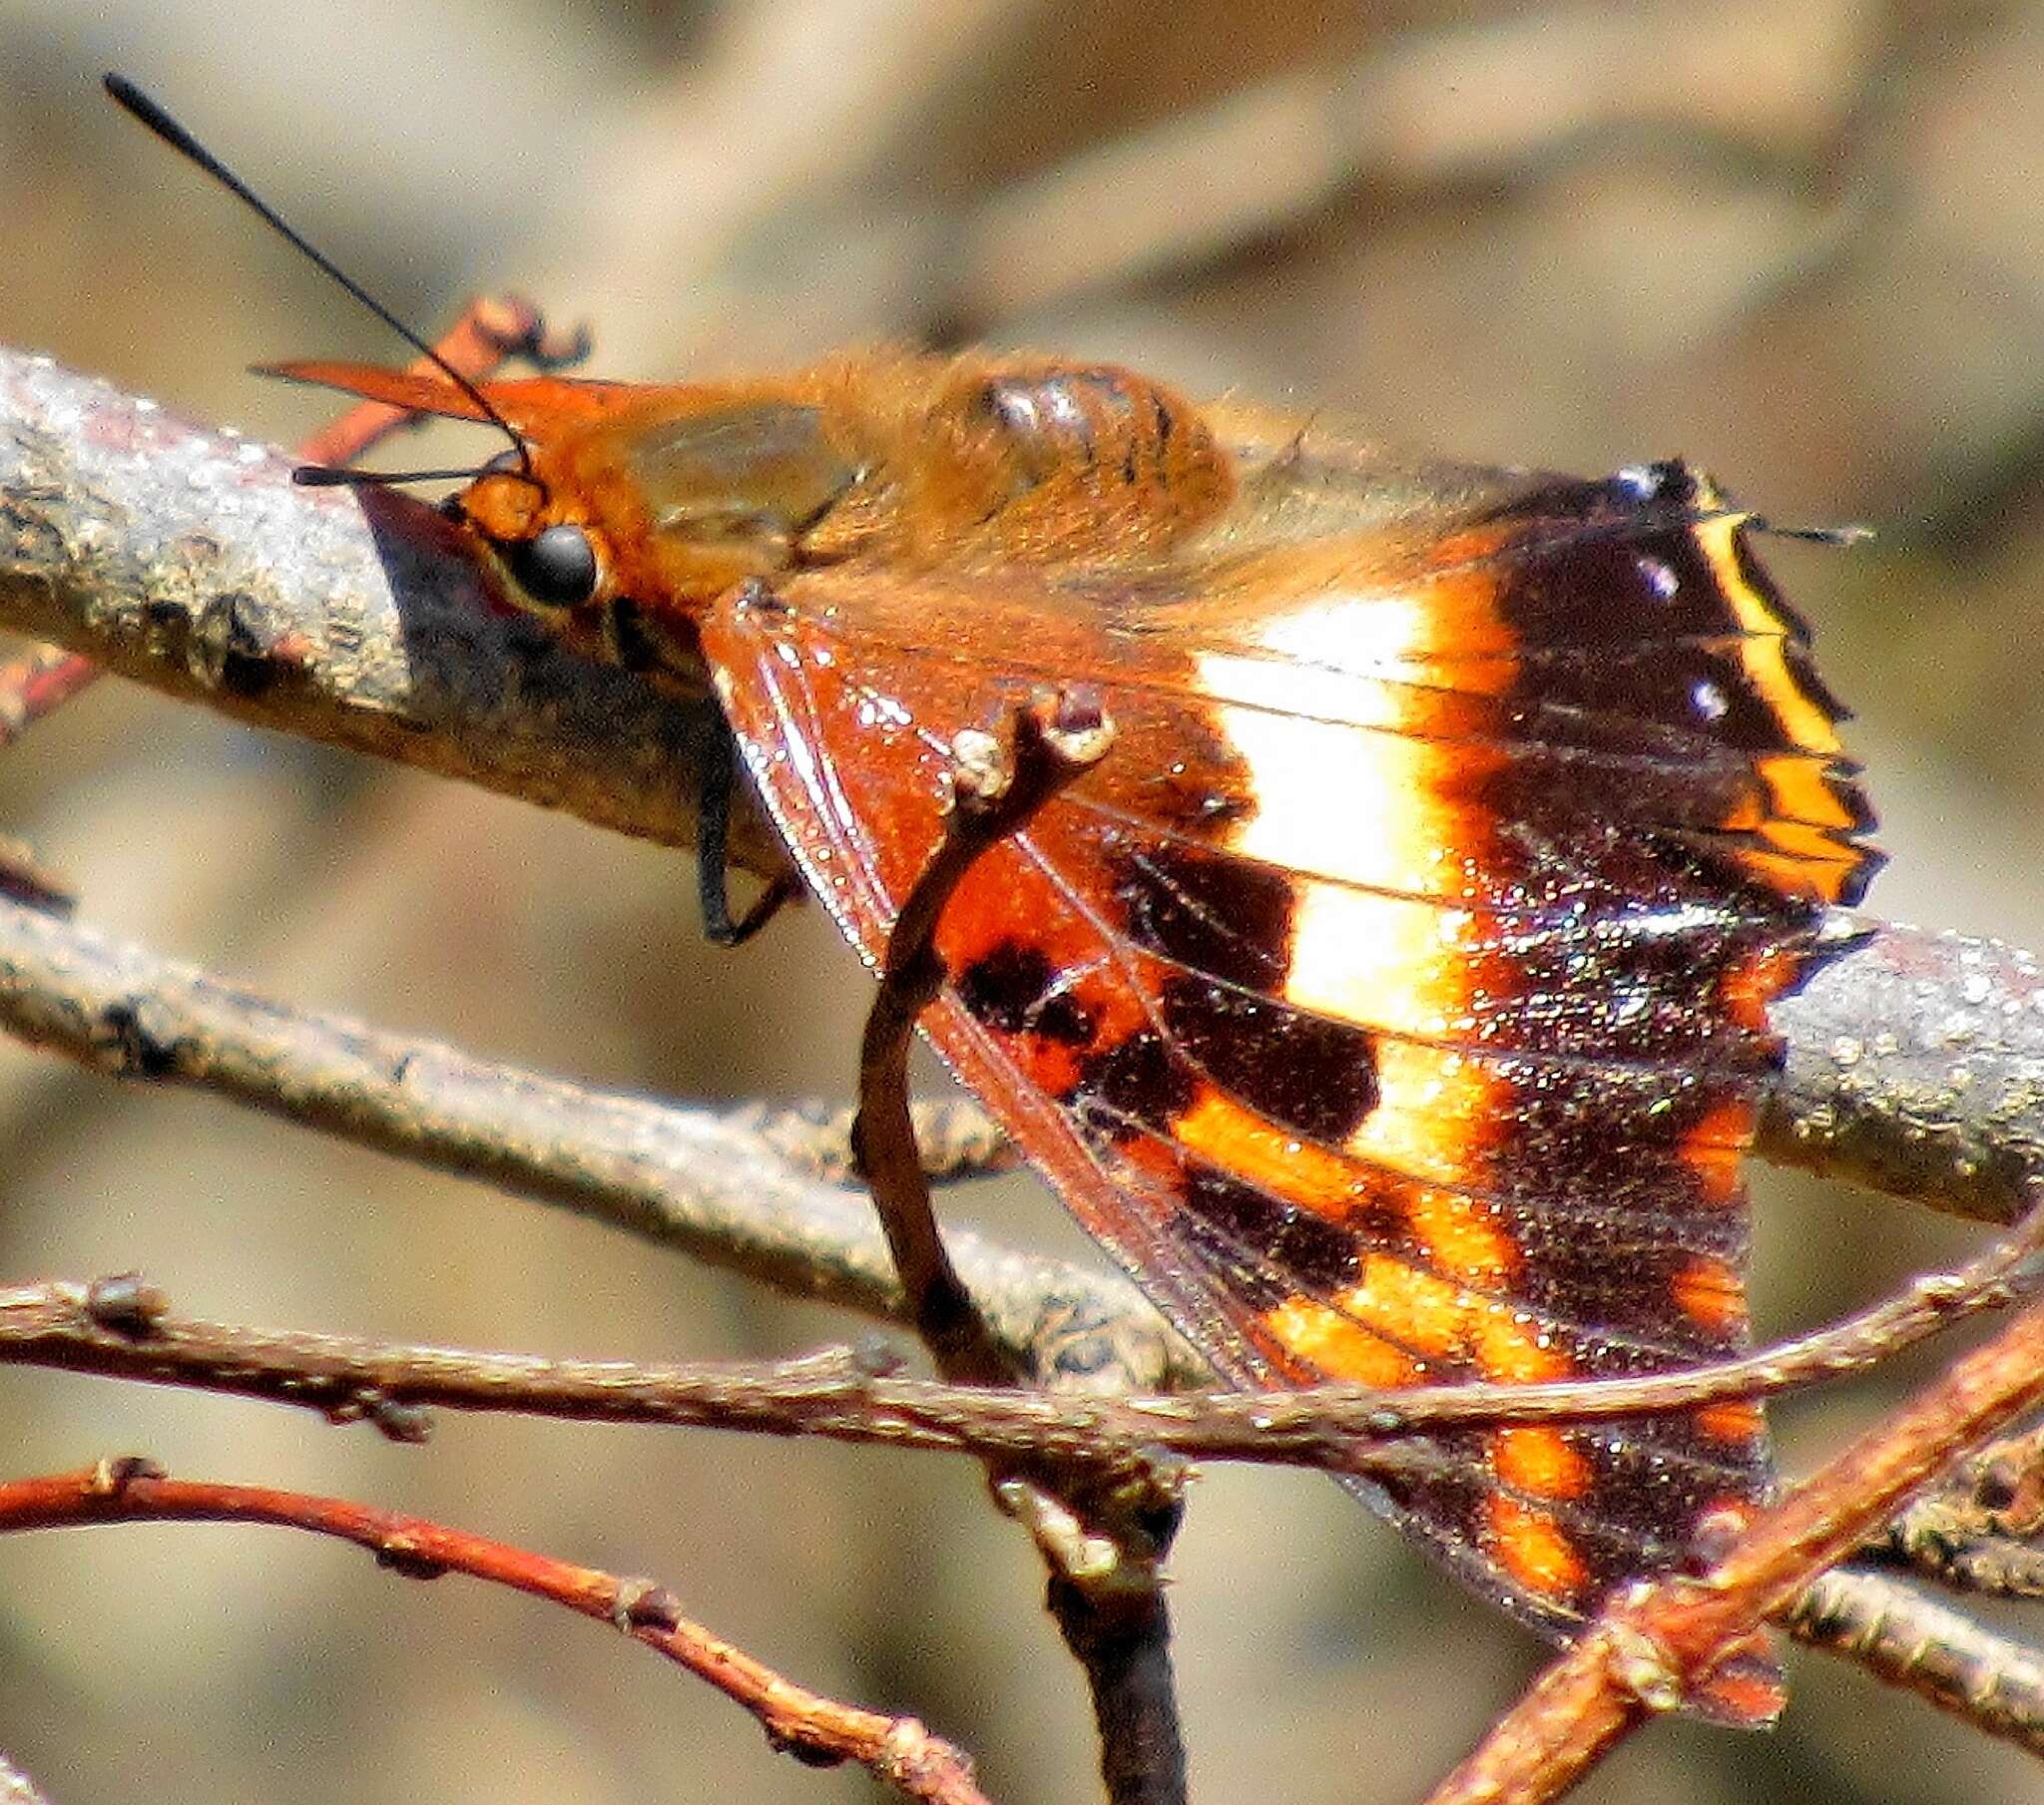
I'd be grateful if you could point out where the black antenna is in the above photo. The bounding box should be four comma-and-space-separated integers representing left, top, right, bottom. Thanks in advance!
294, 465, 502, 488
103, 73, 535, 481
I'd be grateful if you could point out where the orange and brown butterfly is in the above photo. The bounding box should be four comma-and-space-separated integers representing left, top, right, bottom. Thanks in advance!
101, 28, 1876, 1726
267, 344, 1876, 1722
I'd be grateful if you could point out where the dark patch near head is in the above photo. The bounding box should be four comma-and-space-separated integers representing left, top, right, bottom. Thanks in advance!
1179, 1167, 1363, 1296
192, 591, 279, 697
1115, 843, 1292, 992
1070, 1028, 1194, 1139
1160, 975, 1377, 1144
604, 596, 662, 675
954, 940, 1097, 1046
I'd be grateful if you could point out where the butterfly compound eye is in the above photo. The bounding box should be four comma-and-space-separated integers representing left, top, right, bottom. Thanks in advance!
505, 523, 599, 608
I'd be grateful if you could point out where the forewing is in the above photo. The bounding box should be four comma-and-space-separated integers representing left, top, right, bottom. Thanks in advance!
701, 458, 1875, 1725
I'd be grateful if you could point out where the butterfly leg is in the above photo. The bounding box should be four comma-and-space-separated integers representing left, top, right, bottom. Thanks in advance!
851, 686, 1115, 1384
696, 723, 797, 948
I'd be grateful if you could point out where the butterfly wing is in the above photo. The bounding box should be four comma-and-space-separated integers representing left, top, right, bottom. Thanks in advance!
700, 436, 1875, 1724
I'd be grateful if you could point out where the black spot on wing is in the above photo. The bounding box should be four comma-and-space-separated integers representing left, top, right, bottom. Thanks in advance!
1115, 842, 1292, 991
1179, 1168, 1363, 1295
954, 940, 1098, 1046
1160, 975, 1378, 1144
1071, 1028, 1194, 1140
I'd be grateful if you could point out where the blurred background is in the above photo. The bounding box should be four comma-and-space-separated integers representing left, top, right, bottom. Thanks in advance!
2, 2, 2042, 1801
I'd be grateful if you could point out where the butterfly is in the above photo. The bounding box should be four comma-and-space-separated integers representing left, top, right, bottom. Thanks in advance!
257, 344, 1878, 1722
107, 29, 1876, 1729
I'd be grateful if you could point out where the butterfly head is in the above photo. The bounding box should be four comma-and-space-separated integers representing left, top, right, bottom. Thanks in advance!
273, 361, 868, 685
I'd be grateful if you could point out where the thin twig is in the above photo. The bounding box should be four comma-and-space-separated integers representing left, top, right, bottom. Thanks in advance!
852, 692, 1112, 1384
1422, 1279, 2044, 1805
13, 1272, 2044, 1762
0, 1460, 987, 1805
1, 1200, 2038, 1465
1784, 1568, 2044, 1757
0, 646, 98, 747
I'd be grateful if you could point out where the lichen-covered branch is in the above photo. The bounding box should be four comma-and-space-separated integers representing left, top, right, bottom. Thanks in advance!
0, 347, 789, 880
1784, 1569, 2044, 1756
1765, 921, 2044, 1227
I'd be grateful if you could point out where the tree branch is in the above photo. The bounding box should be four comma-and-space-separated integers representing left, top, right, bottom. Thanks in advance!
1784, 1568, 2044, 1756
0, 347, 788, 882
1764, 920, 2044, 1227
0, 1459, 987, 1805
0, 895, 1191, 1396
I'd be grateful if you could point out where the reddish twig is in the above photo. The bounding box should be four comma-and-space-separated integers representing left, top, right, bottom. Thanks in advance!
1422, 1280, 2044, 1805
0, 646, 100, 747
288, 292, 587, 470
0, 1458, 986, 1805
